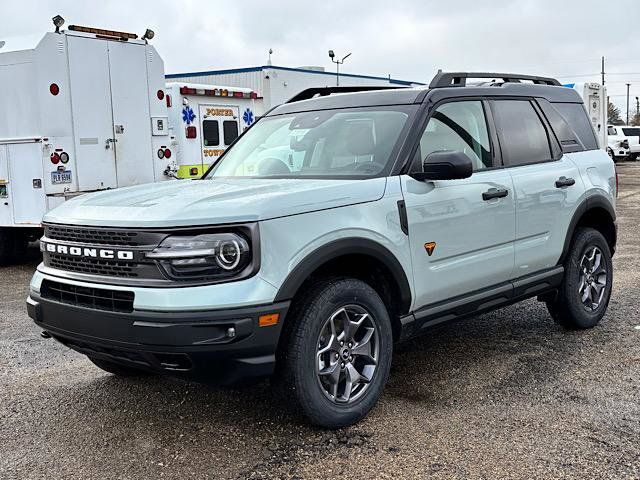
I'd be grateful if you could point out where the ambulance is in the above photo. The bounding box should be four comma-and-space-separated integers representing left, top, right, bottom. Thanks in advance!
164, 82, 263, 179
0, 17, 171, 263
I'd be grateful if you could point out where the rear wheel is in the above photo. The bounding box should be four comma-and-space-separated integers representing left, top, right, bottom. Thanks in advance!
89, 357, 154, 377
547, 228, 613, 329
276, 278, 393, 428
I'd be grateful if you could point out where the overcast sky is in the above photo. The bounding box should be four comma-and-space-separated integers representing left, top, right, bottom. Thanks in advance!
3, 0, 640, 114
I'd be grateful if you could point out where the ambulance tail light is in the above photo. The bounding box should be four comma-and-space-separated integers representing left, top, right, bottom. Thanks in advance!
50, 153, 60, 164
164, 149, 172, 159
186, 126, 197, 139
157, 90, 165, 100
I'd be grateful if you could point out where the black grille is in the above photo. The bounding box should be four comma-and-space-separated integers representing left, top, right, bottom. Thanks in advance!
41, 279, 134, 313
48, 254, 139, 278
46, 225, 140, 246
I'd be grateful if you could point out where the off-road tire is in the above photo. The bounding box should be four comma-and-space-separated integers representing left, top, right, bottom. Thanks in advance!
276, 278, 393, 429
89, 357, 154, 377
546, 227, 613, 329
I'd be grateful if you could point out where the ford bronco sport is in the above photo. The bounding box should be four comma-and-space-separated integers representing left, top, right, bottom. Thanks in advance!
27, 72, 617, 428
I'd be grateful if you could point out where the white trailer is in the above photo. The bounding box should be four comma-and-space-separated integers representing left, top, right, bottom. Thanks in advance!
564, 82, 608, 149
0, 21, 171, 262
164, 82, 263, 179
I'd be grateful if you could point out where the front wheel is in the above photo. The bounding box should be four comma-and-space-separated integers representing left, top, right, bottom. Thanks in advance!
276, 278, 393, 428
547, 227, 613, 329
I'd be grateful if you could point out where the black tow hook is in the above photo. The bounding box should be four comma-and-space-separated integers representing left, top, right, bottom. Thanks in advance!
40, 331, 52, 339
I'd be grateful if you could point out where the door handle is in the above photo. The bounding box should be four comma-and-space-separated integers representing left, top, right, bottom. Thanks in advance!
555, 176, 575, 188
482, 188, 509, 201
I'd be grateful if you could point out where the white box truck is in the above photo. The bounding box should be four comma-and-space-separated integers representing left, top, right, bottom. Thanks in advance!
0, 20, 171, 263
163, 82, 263, 179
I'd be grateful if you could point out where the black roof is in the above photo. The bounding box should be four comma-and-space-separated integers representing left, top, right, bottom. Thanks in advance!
267, 72, 584, 116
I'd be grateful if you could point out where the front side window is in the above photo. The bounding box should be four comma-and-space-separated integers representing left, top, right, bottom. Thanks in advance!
418, 100, 492, 171
206, 107, 412, 179
492, 100, 552, 166
203, 120, 220, 146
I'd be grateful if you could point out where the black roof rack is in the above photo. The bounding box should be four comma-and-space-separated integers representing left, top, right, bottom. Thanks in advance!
429, 72, 561, 88
286, 85, 405, 103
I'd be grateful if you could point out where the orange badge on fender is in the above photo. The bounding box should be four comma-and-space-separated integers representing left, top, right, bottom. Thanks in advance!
424, 242, 436, 256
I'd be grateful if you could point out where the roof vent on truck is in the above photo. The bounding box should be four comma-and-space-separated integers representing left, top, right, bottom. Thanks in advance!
429, 71, 561, 88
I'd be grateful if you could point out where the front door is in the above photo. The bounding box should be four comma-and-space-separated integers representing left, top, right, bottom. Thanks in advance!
401, 100, 516, 309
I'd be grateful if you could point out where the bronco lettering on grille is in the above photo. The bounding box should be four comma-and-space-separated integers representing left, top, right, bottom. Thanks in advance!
42, 241, 134, 261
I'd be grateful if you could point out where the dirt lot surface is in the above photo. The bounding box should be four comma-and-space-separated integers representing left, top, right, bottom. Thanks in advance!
1, 163, 639, 479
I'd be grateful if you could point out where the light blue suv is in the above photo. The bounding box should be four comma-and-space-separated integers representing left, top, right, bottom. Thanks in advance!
27, 72, 617, 428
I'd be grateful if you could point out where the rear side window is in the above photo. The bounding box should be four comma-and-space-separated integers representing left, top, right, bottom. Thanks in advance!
492, 100, 552, 166
622, 127, 640, 137
223, 120, 239, 145
553, 103, 598, 150
608, 126, 617, 136
203, 120, 220, 146
537, 99, 583, 153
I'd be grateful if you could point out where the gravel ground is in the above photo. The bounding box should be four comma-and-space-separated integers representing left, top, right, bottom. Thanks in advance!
1, 163, 639, 480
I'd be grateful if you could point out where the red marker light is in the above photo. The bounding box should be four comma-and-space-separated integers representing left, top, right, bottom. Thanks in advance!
157, 89, 164, 100
49, 83, 60, 96
185, 126, 197, 139
50, 153, 60, 164
164, 149, 171, 158
165, 94, 172, 107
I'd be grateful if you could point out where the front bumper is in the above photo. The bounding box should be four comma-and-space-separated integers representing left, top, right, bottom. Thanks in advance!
27, 293, 289, 384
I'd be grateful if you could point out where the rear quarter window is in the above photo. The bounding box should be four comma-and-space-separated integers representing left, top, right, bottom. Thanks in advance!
552, 103, 598, 151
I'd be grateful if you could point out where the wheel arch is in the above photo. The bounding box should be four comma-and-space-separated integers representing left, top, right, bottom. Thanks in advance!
559, 195, 617, 263
274, 238, 413, 339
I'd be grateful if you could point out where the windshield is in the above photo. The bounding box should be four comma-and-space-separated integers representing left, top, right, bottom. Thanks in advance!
205, 107, 412, 179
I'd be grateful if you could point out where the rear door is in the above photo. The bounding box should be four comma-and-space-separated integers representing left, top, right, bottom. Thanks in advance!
107, 41, 155, 186
67, 36, 117, 190
200, 104, 240, 168
490, 99, 583, 277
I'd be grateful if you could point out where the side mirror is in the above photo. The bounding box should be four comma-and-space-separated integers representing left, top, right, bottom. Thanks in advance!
410, 150, 473, 181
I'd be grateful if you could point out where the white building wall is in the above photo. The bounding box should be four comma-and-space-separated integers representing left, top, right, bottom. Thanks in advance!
167, 66, 423, 110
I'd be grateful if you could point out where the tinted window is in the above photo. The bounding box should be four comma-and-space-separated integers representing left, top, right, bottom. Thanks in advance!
419, 101, 492, 171
608, 126, 617, 136
553, 103, 598, 150
492, 100, 551, 166
537, 99, 582, 152
223, 120, 239, 145
622, 127, 640, 137
203, 120, 219, 146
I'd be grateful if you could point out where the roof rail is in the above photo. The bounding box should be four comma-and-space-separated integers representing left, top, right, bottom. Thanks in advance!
286, 85, 405, 104
429, 72, 561, 89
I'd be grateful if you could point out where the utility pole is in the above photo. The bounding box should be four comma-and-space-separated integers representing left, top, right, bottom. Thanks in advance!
601, 56, 605, 86
626, 83, 631, 125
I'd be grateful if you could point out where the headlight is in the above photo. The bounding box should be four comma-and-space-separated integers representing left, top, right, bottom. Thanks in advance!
147, 233, 252, 281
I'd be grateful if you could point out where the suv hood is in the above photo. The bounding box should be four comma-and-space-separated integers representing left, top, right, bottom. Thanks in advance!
43, 177, 387, 227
